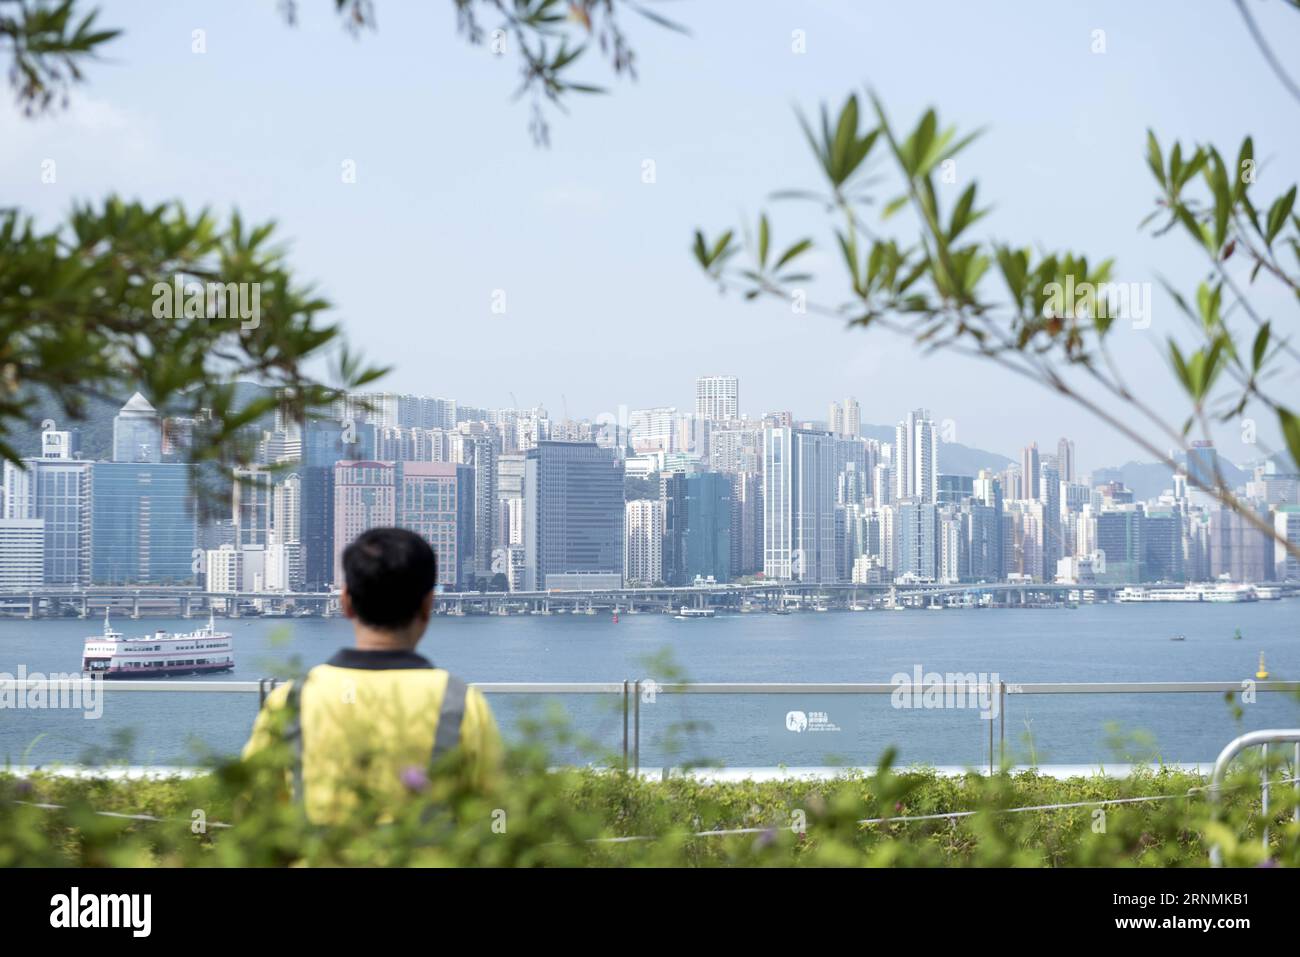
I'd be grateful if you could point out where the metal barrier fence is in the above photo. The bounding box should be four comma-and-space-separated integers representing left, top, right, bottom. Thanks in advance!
2, 677, 1297, 772
1208, 728, 1300, 866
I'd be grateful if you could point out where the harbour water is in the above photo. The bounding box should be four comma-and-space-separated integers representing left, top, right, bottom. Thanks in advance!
0, 601, 1295, 770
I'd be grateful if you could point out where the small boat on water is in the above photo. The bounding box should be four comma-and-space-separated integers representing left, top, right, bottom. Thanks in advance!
674, 606, 716, 620
82, 611, 234, 678
1170, 634, 1186, 641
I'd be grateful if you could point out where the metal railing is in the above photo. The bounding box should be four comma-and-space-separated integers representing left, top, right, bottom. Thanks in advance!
1208, 728, 1300, 866
3, 676, 1297, 773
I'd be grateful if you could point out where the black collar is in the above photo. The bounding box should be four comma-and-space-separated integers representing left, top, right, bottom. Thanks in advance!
326, 648, 435, 671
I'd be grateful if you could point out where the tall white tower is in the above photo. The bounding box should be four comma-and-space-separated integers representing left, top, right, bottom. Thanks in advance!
893, 409, 937, 504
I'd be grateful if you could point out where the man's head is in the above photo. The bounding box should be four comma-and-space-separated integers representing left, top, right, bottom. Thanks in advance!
340, 528, 437, 647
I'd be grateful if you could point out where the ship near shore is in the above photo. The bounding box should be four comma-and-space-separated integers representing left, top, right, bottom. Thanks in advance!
1115, 582, 1267, 603
81, 611, 234, 678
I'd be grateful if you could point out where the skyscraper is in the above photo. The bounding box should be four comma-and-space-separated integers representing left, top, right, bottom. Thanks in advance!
112, 393, 163, 464
3, 441, 92, 586
1021, 442, 1041, 500
763, 427, 836, 582
302, 418, 375, 591
894, 500, 940, 582
624, 499, 663, 585
331, 461, 397, 585
270, 472, 304, 591
1209, 504, 1273, 583
1185, 441, 1220, 494
90, 463, 196, 584
1038, 461, 1061, 579
398, 461, 470, 589
233, 467, 274, 547
523, 442, 624, 590
1056, 437, 1075, 484
682, 472, 733, 584
972, 469, 1004, 580
893, 409, 938, 504
453, 431, 497, 578
695, 375, 739, 422
660, 470, 689, 586
731, 470, 764, 577
0, 519, 44, 589
828, 397, 861, 438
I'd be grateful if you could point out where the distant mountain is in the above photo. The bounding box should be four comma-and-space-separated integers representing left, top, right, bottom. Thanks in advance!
1089, 448, 1298, 501
859, 423, 1013, 476
1088, 461, 1190, 501
17, 382, 279, 460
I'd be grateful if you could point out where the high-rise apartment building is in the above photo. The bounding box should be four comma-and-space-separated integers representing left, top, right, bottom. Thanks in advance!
1021, 442, 1041, 500
453, 431, 497, 578
828, 397, 861, 438
233, 467, 274, 547
894, 500, 940, 582
763, 427, 836, 582
331, 461, 398, 586
893, 409, 938, 504
1057, 437, 1075, 484
624, 499, 663, 585
695, 376, 739, 422
397, 461, 472, 589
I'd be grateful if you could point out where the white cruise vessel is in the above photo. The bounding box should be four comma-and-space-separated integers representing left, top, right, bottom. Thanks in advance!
1116, 583, 1258, 603
82, 611, 235, 678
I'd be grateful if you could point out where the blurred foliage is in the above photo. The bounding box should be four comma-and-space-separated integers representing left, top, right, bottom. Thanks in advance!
3, 1, 685, 143
2, 750, 1296, 866
3, 653, 1296, 866
0, 198, 388, 503
0, 0, 117, 116
694, 91, 1300, 558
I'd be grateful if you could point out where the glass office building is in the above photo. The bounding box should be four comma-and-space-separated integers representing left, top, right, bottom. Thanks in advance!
683, 472, 732, 583
90, 463, 196, 584
523, 442, 624, 590
302, 419, 375, 591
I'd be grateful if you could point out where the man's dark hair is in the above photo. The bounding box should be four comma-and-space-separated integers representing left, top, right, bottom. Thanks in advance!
342, 528, 437, 629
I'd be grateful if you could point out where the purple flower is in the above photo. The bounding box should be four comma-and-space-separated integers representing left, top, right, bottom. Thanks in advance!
400, 765, 429, 793
1256, 858, 1279, 868
14, 779, 33, 797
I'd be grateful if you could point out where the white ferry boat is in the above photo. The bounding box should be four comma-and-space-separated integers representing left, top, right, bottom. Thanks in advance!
674, 606, 716, 619
1116, 583, 1258, 603
81, 611, 234, 678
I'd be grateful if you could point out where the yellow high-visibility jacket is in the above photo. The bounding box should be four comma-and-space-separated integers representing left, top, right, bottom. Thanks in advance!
242, 648, 503, 824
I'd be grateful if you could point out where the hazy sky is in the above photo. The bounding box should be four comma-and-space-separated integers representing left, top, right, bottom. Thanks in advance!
7, 0, 1299, 474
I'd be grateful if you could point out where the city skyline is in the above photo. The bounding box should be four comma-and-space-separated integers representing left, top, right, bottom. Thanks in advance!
7, 4, 1300, 470
3, 384, 1296, 593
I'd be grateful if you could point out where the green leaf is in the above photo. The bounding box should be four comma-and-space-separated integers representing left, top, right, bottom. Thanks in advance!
1251, 322, 1271, 373
1234, 137, 1254, 202
881, 195, 909, 220
1280, 407, 1300, 475
1266, 186, 1296, 246
1209, 151, 1231, 253
1146, 130, 1165, 188
774, 238, 813, 270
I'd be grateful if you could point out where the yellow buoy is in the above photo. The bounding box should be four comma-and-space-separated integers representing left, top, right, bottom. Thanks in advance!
1256, 652, 1269, 680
